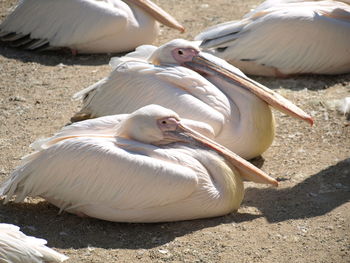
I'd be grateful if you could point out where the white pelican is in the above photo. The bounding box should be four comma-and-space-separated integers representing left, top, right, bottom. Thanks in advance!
72, 39, 313, 160
0, 223, 68, 262
0, 0, 184, 54
0, 105, 278, 223
195, 0, 350, 77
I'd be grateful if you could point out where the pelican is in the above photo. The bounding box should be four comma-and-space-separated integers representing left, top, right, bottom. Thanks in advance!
0, 105, 278, 223
72, 39, 313, 160
0, 223, 68, 262
195, 0, 350, 77
0, 0, 184, 54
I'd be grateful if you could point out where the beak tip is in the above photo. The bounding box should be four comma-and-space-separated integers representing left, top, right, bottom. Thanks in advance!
308, 117, 314, 126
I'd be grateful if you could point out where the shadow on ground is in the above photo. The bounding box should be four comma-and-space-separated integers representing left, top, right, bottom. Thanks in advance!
0, 159, 348, 249
0, 201, 260, 249
244, 158, 350, 222
0, 43, 128, 66
2, 43, 350, 91
249, 73, 350, 91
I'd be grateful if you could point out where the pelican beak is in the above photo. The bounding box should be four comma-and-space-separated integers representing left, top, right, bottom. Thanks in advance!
165, 121, 279, 186
127, 0, 185, 32
184, 52, 314, 126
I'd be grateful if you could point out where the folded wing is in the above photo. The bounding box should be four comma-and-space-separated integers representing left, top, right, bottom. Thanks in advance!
0, 0, 128, 50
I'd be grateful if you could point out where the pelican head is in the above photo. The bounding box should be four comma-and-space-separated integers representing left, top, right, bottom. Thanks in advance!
147, 39, 313, 125
117, 104, 180, 144
148, 39, 200, 65
117, 104, 278, 186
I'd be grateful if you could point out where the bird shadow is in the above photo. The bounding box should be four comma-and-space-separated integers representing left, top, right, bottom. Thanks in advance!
0, 158, 348, 250
0, 43, 128, 66
250, 73, 350, 91
243, 158, 350, 223
0, 201, 260, 250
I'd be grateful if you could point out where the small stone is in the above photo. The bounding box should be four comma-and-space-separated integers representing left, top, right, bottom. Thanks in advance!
325, 225, 334, 231
87, 245, 95, 252
323, 111, 329, 121
57, 63, 67, 68
277, 176, 290, 182
9, 96, 26, 102
24, 226, 36, 231
335, 183, 346, 189
158, 249, 169, 254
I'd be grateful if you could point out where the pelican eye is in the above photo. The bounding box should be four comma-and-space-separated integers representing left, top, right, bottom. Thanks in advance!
177, 49, 184, 55
161, 120, 167, 124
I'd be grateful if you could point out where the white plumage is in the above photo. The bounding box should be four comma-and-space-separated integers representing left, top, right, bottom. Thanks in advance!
196, 0, 350, 76
0, 105, 278, 223
0, 0, 184, 53
337, 97, 350, 116
72, 39, 312, 160
0, 223, 68, 263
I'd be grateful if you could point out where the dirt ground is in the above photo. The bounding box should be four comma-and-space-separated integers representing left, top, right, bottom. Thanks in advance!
0, 0, 349, 262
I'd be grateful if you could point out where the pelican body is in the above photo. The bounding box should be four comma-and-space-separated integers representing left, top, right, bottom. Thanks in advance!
0, 105, 278, 223
72, 39, 312, 159
196, 0, 350, 76
0, 223, 68, 263
0, 0, 184, 53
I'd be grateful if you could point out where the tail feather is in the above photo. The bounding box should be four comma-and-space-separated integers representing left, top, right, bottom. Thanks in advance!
0, 169, 27, 204
195, 20, 246, 49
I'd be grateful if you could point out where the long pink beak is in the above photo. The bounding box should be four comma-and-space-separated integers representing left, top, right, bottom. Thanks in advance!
185, 53, 314, 126
166, 121, 278, 186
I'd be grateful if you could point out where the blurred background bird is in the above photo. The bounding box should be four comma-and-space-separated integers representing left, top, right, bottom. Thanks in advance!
0, 0, 184, 54
196, 0, 350, 77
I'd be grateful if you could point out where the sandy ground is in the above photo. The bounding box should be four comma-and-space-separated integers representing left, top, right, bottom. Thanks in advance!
0, 0, 349, 262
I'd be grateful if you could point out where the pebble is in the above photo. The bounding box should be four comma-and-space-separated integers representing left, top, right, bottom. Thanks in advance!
24, 225, 36, 232
57, 63, 67, 68
9, 96, 26, 102
158, 249, 169, 254
334, 183, 347, 189
87, 245, 95, 252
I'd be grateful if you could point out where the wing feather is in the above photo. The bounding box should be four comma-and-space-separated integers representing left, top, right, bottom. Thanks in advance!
1, 137, 200, 214
0, 0, 128, 48
73, 60, 231, 134
197, 1, 350, 75
109, 44, 158, 69
30, 114, 128, 151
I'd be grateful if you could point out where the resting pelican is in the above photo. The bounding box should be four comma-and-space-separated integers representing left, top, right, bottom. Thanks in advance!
0, 223, 68, 262
1, 105, 278, 223
72, 39, 313, 159
195, 0, 350, 76
0, 0, 184, 53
